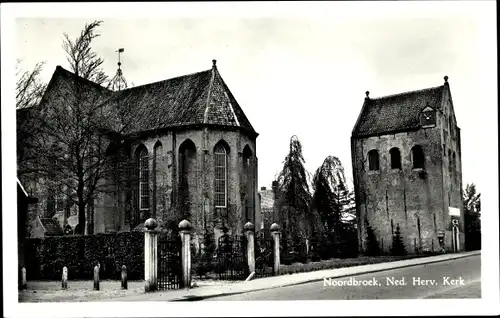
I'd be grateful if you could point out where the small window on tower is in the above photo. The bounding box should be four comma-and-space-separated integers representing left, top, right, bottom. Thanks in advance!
390, 148, 401, 170
412, 145, 425, 169
368, 150, 380, 171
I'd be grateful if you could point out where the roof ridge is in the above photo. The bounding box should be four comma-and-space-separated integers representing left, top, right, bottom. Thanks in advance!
56, 66, 113, 93
203, 67, 216, 124
119, 69, 212, 93
370, 85, 443, 101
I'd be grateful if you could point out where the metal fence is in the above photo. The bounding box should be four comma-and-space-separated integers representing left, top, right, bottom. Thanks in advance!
157, 232, 182, 290
216, 234, 248, 280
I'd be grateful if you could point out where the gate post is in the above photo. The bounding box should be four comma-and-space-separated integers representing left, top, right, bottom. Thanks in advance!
270, 223, 280, 275
244, 222, 256, 274
144, 218, 159, 293
179, 219, 192, 289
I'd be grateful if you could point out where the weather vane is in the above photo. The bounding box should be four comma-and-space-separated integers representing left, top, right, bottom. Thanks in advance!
111, 48, 127, 91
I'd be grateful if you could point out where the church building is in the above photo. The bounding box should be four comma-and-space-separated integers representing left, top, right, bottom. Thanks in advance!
19, 60, 259, 239
351, 76, 464, 254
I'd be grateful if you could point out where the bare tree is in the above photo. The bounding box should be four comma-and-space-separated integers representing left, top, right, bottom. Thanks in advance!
19, 20, 140, 234
16, 60, 48, 110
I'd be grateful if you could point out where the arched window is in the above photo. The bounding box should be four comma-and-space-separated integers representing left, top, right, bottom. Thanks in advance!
242, 145, 253, 221
178, 139, 196, 217
390, 148, 401, 170
153, 141, 163, 218
412, 145, 425, 169
214, 142, 228, 208
137, 145, 149, 211
368, 150, 380, 171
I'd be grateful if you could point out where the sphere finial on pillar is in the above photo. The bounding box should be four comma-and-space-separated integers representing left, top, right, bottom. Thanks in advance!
144, 218, 158, 231
244, 221, 255, 232
270, 223, 280, 232
178, 219, 192, 232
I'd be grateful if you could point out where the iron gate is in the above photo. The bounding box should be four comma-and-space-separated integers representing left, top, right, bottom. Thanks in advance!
157, 232, 182, 290
255, 234, 274, 278
217, 234, 248, 280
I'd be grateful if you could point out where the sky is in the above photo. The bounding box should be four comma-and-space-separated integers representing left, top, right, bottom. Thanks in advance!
12, 1, 497, 193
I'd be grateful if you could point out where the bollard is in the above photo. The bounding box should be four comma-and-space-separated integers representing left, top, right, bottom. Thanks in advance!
121, 265, 128, 290
21, 267, 27, 290
93, 265, 100, 291
62, 266, 68, 290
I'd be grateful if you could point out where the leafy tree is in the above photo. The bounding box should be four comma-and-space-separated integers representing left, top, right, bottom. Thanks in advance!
275, 136, 318, 249
463, 183, 481, 250
390, 223, 406, 256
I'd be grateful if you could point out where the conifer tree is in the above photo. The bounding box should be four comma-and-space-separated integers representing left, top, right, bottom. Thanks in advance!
390, 223, 407, 256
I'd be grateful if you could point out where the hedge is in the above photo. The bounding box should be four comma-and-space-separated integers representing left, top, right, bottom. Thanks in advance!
278, 253, 441, 275
24, 232, 144, 281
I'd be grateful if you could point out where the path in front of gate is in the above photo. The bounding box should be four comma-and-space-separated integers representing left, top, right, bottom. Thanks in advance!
18, 279, 239, 302
106, 250, 480, 302
18, 251, 479, 302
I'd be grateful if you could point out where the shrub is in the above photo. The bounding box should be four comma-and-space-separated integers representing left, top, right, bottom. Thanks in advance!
194, 232, 216, 278
390, 224, 407, 256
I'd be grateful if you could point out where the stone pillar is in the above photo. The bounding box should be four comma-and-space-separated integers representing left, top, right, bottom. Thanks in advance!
244, 222, 255, 274
270, 223, 280, 275
179, 219, 192, 289
144, 218, 159, 292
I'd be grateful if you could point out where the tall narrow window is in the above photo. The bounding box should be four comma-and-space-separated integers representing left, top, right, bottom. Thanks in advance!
138, 146, 150, 211
368, 150, 380, 171
411, 145, 425, 169
153, 142, 163, 218
390, 148, 401, 170
214, 143, 228, 207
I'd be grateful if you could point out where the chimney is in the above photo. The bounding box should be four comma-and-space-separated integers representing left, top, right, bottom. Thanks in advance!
260, 186, 267, 191
365, 91, 370, 99
444, 75, 449, 85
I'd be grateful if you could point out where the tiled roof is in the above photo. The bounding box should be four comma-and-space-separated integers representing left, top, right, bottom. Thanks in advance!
352, 85, 445, 138
41, 62, 256, 136
39, 217, 63, 236
259, 189, 275, 210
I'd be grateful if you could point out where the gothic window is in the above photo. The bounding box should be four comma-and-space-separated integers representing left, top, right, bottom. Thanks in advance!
214, 142, 228, 208
153, 141, 163, 217
242, 145, 254, 221
411, 145, 425, 169
137, 145, 149, 211
368, 150, 379, 171
178, 139, 196, 217
390, 147, 401, 170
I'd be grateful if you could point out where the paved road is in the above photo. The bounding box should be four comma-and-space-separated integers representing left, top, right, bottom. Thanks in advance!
206, 254, 481, 300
